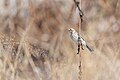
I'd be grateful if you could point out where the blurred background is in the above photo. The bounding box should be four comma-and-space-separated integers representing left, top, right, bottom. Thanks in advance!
0, 0, 120, 80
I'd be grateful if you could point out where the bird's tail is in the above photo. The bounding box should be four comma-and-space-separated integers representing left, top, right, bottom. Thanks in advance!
86, 45, 93, 52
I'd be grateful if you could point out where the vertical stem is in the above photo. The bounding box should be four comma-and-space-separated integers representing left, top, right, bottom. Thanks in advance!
73, 0, 83, 80
78, 0, 82, 80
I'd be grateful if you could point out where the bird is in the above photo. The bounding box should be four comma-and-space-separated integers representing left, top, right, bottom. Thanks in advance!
68, 28, 93, 52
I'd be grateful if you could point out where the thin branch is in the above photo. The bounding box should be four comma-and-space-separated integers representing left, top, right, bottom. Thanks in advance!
73, 0, 84, 80
73, 0, 83, 54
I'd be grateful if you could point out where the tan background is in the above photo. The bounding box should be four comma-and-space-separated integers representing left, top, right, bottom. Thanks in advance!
0, 0, 120, 80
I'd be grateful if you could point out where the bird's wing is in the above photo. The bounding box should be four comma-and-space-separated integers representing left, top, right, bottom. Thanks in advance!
71, 32, 78, 43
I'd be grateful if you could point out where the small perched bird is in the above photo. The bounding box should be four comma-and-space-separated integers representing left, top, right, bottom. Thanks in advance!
68, 28, 93, 52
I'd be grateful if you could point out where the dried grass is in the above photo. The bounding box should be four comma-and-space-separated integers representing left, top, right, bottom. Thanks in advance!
0, 0, 120, 80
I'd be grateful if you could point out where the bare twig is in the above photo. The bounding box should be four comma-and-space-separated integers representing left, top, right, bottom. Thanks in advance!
73, 0, 84, 54
73, 0, 84, 80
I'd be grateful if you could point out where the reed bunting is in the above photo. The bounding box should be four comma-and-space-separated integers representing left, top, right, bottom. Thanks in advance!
68, 28, 93, 52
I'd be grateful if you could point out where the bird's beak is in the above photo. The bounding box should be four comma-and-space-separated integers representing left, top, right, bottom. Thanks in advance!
68, 29, 70, 31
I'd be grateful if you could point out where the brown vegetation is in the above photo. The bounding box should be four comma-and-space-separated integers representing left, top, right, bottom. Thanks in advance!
0, 0, 120, 80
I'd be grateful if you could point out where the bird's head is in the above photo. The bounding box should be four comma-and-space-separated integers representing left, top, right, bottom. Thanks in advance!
68, 28, 76, 34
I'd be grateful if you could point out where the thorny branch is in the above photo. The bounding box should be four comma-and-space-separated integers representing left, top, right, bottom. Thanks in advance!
74, 0, 84, 22
73, 0, 84, 80
73, 0, 84, 54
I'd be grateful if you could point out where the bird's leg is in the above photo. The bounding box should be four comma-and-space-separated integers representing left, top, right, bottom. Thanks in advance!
81, 43, 84, 50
